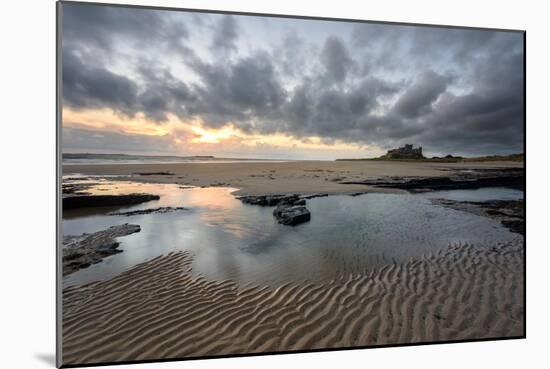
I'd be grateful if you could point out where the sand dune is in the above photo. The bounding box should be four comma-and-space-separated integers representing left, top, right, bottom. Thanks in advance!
62, 239, 524, 365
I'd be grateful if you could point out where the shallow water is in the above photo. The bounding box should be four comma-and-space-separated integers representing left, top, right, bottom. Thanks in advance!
420, 187, 523, 202
62, 179, 523, 287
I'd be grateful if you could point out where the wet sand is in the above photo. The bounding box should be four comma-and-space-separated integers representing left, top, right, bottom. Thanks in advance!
63, 160, 523, 195
62, 239, 524, 365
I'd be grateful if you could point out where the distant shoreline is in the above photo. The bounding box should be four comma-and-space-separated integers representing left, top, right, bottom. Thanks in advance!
62, 153, 293, 165
63, 159, 292, 165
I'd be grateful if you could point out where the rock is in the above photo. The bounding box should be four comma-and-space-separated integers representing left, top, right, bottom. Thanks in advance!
108, 206, 189, 216
238, 194, 301, 206
272, 203, 290, 217
299, 193, 329, 200
62, 224, 141, 276
274, 205, 311, 226
237, 193, 312, 226
133, 171, 174, 176
63, 193, 160, 210
341, 168, 524, 191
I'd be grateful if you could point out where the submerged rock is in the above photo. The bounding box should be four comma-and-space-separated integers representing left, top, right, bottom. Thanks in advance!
273, 205, 311, 226
109, 206, 189, 216
63, 193, 160, 210
62, 223, 141, 276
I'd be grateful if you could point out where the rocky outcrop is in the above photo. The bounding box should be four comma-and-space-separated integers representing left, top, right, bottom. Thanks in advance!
273, 205, 311, 225
341, 168, 524, 191
63, 194, 160, 210
238, 194, 312, 226
238, 194, 301, 206
109, 206, 189, 216
62, 224, 141, 276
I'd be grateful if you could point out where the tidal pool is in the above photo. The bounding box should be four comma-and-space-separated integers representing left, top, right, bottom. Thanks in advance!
62, 179, 522, 287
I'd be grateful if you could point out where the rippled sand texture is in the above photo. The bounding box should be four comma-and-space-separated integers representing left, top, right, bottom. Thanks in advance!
62, 239, 524, 365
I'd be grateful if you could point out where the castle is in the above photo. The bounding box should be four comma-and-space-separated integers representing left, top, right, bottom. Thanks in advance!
381, 144, 424, 159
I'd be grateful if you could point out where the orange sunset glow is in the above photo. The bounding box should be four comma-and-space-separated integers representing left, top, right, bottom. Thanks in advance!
63, 107, 375, 158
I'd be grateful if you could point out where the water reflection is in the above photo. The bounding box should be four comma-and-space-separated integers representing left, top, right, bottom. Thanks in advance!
420, 187, 523, 202
62, 179, 522, 287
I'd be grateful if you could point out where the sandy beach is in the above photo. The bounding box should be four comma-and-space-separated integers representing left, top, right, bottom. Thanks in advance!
60, 159, 525, 365
63, 160, 523, 195
62, 237, 524, 365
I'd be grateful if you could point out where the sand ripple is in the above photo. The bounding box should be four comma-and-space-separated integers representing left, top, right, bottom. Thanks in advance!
62, 240, 524, 365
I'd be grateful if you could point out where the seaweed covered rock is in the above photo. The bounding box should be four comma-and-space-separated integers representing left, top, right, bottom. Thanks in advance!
63, 194, 160, 210
273, 205, 311, 226
62, 223, 141, 275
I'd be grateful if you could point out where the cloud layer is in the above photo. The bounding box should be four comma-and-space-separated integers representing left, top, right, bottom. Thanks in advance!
61, 3, 524, 157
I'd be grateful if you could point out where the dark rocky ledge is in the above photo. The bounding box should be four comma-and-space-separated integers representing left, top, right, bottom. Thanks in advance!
299, 193, 329, 200
62, 223, 141, 276
341, 168, 523, 191
133, 171, 174, 176
63, 193, 160, 210
238, 194, 302, 206
431, 199, 524, 235
109, 206, 189, 216
237, 193, 332, 206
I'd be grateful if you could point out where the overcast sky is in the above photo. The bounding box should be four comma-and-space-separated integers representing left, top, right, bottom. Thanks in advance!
61, 3, 524, 159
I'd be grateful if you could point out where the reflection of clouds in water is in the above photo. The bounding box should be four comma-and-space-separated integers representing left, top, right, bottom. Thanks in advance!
63, 179, 521, 288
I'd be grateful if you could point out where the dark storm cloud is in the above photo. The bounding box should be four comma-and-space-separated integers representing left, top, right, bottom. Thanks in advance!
62, 47, 139, 115
394, 70, 453, 119
351, 24, 499, 70
272, 32, 310, 78
61, 3, 196, 121
135, 61, 196, 122
210, 15, 239, 55
321, 36, 355, 84
62, 45, 196, 121
408, 27, 496, 65
416, 48, 524, 155
187, 52, 287, 129
276, 77, 399, 140
62, 3, 188, 54
61, 2, 524, 156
